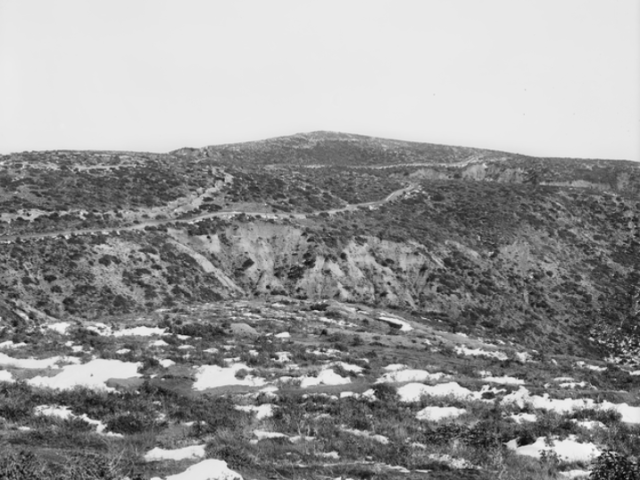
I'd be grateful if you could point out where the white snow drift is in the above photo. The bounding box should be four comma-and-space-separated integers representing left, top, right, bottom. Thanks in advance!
144, 445, 206, 462
28, 359, 141, 391
150, 459, 243, 480
192, 363, 265, 391
416, 406, 467, 421
507, 435, 600, 462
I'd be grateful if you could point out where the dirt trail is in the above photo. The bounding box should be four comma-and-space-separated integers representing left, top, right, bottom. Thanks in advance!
0, 184, 419, 243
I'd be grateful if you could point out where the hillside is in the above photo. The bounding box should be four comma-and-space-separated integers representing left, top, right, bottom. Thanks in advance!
1, 132, 639, 359
0, 132, 639, 479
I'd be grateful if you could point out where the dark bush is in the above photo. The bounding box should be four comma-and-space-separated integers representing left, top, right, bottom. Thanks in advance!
590, 451, 640, 480
105, 412, 154, 435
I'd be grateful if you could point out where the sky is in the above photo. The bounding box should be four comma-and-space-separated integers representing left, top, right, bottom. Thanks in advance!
0, 0, 638, 160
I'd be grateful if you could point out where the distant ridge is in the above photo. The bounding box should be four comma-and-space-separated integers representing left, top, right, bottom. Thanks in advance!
171, 130, 633, 166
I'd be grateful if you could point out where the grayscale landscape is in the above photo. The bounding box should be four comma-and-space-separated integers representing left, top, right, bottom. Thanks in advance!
0, 132, 639, 479
1, 1, 638, 479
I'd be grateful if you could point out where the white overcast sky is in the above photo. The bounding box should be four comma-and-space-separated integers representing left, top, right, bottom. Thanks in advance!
0, 0, 638, 160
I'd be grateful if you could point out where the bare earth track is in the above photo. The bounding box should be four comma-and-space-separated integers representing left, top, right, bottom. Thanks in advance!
0, 184, 419, 243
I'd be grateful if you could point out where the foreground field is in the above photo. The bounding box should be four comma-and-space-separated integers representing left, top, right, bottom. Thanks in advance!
1, 299, 639, 479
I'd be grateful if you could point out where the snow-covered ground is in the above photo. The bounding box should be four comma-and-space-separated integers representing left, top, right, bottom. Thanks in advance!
34, 404, 122, 437
342, 428, 389, 444
113, 326, 168, 337
0, 340, 27, 349
559, 469, 591, 479
28, 359, 141, 391
397, 381, 476, 402
192, 363, 265, 390
454, 345, 508, 361
509, 412, 537, 423
503, 386, 640, 423
252, 430, 289, 442
299, 368, 351, 388
376, 369, 446, 384
383, 363, 407, 371
0, 352, 80, 369
1, 299, 637, 480
45, 322, 72, 334
377, 314, 413, 332
416, 406, 466, 421
144, 445, 206, 462
507, 435, 601, 462
150, 459, 243, 480
482, 374, 525, 385
235, 404, 274, 419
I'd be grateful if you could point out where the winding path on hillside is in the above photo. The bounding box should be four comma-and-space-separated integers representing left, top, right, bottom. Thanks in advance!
0, 184, 420, 243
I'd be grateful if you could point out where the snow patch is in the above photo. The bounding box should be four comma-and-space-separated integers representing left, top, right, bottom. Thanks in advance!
454, 345, 508, 361
573, 420, 606, 430
45, 322, 72, 334
378, 315, 413, 332
0, 352, 80, 370
376, 369, 447, 384
144, 445, 206, 462
510, 413, 537, 423
235, 404, 274, 419
515, 351, 533, 363
318, 451, 340, 459
416, 406, 467, 421
252, 430, 289, 441
343, 428, 389, 444
507, 435, 600, 462
575, 361, 606, 372
0, 341, 27, 349
274, 351, 291, 362
558, 381, 589, 389
383, 363, 407, 372
299, 369, 351, 388
151, 459, 243, 480
193, 363, 265, 391
113, 326, 167, 337
559, 469, 591, 479
34, 405, 122, 437
28, 359, 141, 391
309, 348, 341, 357
397, 382, 473, 402
428, 453, 475, 469
483, 375, 524, 385
502, 387, 640, 423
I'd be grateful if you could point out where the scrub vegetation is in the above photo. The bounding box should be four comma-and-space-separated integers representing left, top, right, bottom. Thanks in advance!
1, 132, 639, 479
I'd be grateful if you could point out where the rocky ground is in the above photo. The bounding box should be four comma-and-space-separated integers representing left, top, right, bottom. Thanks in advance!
1, 299, 639, 479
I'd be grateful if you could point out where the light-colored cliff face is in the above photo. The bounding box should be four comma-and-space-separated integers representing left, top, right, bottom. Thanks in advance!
163, 221, 446, 308
163, 222, 486, 319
